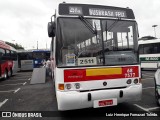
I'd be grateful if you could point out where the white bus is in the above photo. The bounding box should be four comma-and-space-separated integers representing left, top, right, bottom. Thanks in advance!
138, 36, 160, 69
48, 3, 142, 110
17, 50, 33, 71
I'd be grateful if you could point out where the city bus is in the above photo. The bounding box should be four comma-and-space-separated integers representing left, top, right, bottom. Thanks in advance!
138, 36, 160, 69
48, 3, 141, 110
0, 40, 18, 80
32, 50, 50, 68
17, 49, 50, 70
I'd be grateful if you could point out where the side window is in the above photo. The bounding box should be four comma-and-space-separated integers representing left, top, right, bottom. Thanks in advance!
152, 43, 158, 54
139, 45, 143, 54
6, 50, 11, 57
157, 43, 160, 53
11, 51, 17, 60
143, 44, 150, 54
0, 48, 5, 58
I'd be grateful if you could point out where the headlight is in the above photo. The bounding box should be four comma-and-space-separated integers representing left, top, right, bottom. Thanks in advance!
134, 79, 139, 84
126, 79, 132, 84
75, 83, 81, 89
65, 84, 72, 90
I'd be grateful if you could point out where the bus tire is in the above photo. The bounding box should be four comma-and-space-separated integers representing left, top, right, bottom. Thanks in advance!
8, 68, 12, 77
4, 69, 8, 80
155, 87, 160, 106
155, 78, 160, 106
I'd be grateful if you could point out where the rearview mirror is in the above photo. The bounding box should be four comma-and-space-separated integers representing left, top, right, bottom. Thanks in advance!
48, 22, 55, 37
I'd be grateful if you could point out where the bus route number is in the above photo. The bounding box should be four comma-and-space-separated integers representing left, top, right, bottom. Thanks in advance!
125, 68, 135, 78
78, 57, 97, 66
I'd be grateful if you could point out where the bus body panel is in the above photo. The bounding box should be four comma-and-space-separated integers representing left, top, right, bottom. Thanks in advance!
140, 54, 160, 69
55, 65, 141, 110
12, 60, 18, 75
0, 61, 13, 78
20, 60, 33, 71
56, 84, 142, 110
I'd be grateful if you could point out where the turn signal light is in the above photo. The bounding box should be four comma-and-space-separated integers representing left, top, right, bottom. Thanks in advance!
58, 84, 64, 90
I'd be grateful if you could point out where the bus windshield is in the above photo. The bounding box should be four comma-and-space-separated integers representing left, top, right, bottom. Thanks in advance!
57, 17, 138, 67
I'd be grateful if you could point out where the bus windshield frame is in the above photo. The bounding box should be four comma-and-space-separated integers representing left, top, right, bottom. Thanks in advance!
56, 17, 139, 68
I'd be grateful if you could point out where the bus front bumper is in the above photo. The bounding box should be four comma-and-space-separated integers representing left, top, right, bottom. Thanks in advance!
56, 84, 142, 111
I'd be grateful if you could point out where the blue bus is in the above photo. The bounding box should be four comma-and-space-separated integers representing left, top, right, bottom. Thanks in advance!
32, 50, 50, 68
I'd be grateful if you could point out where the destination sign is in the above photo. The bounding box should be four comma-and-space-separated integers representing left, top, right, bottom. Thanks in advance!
59, 3, 135, 19
89, 8, 126, 18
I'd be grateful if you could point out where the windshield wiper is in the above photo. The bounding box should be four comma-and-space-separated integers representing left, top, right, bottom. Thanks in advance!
79, 16, 97, 35
107, 18, 121, 31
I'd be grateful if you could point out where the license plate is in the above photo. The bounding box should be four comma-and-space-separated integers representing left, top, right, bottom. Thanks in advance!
94, 98, 117, 108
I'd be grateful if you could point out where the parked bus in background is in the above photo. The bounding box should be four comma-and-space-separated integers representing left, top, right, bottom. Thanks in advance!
138, 36, 160, 69
17, 49, 50, 70
32, 50, 50, 68
17, 50, 33, 71
48, 3, 141, 110
0, 40, 18, 80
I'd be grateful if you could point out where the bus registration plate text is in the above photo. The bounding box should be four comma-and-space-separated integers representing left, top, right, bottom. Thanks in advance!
94, 98, 117, 108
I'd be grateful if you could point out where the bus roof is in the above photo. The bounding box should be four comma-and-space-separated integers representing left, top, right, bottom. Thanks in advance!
58, 3, 135, 19
138, 38, 160, 45
32, 49, 50, 52
17, 49, 50, 53
0, 40, 17, 51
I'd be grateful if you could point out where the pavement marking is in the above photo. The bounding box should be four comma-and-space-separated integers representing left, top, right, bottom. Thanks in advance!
142, 75, 154, 78
0, 99, 8, 108
134, 104, 152, 113
0, 82, 26, 86
142, 87, 155, 90
23, 82, 27, 85
0, 90, 15, 93
28, 78, 31, 81
14, 88, 21, 94
142, 74, 154, 76
148, 107, 160, 111
5, 79, 28, 82
141, 78, 154, 81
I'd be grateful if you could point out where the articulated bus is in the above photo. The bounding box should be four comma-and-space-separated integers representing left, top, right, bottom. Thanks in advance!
139, 36, 160, 69
0, 40, 18, 79
48, 3, 141, 110
18, 49, 50, 70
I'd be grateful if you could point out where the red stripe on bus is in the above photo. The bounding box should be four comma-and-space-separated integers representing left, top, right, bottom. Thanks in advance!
64, 66, 139, 82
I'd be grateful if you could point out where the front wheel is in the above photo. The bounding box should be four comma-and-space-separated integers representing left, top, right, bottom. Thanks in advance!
8, 69, 12, 77
155, 77, 160, 106
155, 86, 160, 106
4, 70, 8, 80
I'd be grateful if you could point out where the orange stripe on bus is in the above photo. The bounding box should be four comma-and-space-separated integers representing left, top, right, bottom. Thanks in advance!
86, 68, 122, 76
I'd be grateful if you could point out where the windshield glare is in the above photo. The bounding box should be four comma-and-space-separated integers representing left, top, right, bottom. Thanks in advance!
57, 18, 138, 67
